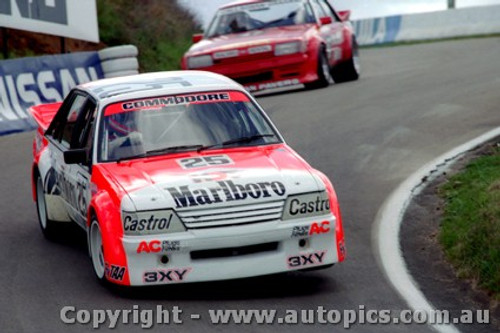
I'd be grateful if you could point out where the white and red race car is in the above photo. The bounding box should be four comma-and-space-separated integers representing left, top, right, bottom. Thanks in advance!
30, 71, 345, 286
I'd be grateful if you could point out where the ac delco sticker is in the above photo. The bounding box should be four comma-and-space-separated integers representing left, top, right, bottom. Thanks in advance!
105, 91, 249, 116
137, 240, 181, 253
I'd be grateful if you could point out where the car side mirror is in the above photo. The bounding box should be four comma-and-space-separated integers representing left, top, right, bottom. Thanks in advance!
337, 10, 351, 22
192, 33, 204, 43
64, 148, 88, 165
319, 16, 333, 25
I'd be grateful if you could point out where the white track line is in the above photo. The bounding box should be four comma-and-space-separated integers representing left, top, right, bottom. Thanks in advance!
373, 127, 500, 333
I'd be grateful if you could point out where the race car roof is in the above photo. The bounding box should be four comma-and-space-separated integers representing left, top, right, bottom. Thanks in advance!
78, 71, 244, 103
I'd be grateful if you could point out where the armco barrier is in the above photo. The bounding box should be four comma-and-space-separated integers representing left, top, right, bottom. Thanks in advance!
354, 5, 500, 46
0, 45, 138, 135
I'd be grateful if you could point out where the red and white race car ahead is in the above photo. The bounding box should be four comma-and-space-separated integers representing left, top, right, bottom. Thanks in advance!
30, 71, 345, 286
181, 0, 360, 92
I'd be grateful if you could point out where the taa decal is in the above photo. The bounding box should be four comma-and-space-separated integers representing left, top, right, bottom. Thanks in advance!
177, 155, 233, 169
105, 264, 126, 281
137, 240, 181, 253
143, 268, 191, 283
288, 251, 326, 268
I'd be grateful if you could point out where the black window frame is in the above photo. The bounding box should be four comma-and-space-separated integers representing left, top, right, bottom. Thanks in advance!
45, 89, 98, 167
319, 0, 341, 22
96, 90, 284, 163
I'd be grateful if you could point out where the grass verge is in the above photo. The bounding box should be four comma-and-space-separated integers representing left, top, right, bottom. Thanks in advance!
97, 0, 199, 72
439, 145, 500, 300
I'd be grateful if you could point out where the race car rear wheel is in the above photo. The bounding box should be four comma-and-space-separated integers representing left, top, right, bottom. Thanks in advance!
305, 49, 332, 89
89, 219, 106, 281
35, 173, 59, 240
332, 37, 360, 83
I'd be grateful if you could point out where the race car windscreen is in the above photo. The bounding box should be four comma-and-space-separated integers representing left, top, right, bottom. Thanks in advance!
206, 0, 315, 38
99, 91, 281, 162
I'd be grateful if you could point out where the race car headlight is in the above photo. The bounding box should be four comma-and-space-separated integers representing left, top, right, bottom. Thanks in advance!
274, 42, 303, 56
122, 210, 186, 235
281, 191, 332, 221
187, 55, 213, 69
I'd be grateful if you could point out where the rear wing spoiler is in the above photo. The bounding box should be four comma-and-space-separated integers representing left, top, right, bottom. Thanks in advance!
29, 103, 62, 132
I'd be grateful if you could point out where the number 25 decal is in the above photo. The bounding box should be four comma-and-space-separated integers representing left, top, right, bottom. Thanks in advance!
177, 155, 233, 169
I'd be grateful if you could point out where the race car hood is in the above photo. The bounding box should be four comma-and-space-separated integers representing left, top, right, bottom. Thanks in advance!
100, 145, 325, 212
187, 24, 315, 55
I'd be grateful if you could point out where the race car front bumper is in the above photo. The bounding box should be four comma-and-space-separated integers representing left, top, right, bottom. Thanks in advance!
201, 52, 318, 92
121, 215, 341, 286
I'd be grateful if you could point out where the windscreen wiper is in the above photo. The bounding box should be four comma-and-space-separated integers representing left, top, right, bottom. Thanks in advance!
146, 144, 206, 156
116, 145, 206, 163
198, 134, 277, 151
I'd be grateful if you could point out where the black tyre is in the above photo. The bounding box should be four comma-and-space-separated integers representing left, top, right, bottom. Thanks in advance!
305, 49, 332, 89
332, 38, 360, 83
35, 172, 60, 240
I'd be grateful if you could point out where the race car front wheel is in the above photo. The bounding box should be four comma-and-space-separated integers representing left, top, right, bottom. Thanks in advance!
35, 173, 59, 240
89, 219, 106, 281
332, 37, 360, 83
305, 49, 332, 89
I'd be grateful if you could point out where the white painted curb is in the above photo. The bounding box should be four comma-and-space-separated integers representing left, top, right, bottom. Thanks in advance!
373, 127, 500, 333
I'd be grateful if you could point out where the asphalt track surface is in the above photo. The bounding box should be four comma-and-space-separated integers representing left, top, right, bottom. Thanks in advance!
1, 37, 499, 332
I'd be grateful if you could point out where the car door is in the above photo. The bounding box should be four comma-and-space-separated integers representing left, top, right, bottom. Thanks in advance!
310, 0, 344, 66
44, 90, 96, 229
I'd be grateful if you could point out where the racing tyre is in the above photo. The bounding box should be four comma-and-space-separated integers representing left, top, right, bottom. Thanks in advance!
35, 173, 59, 240
89, 218, 106, 282
305, 49, 332, 89
332, 38, 360, 83
98, 45, 138, 61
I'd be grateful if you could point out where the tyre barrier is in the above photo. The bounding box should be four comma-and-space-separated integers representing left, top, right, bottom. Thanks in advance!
98, 45, 138, 61
104, 70, 140, 79
98, 45, 139, 79
100, 57, 139, 77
